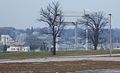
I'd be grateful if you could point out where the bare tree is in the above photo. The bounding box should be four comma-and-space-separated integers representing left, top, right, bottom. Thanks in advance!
38, 1, 64, 55
79, 12, 108, 50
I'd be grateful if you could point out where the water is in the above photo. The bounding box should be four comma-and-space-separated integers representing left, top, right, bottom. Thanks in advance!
67, 69, 120, 73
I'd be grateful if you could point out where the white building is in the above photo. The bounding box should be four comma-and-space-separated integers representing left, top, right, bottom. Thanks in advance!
1, 35, 14, 45
7, 45, 30, 52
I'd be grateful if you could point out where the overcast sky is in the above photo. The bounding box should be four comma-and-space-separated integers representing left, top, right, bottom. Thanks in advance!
0, 0, 120, 29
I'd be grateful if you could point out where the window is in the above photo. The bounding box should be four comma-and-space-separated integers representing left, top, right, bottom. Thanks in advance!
11, 48, 14, 50
17, 48, 19, 51
20, 48, 22, 51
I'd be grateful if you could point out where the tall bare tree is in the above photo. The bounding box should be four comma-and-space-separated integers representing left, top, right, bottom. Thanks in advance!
38, 1, 64, 55
79, 12, 108, 50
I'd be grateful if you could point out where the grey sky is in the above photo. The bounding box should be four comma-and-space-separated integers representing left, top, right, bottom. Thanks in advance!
0, 0, 120, 29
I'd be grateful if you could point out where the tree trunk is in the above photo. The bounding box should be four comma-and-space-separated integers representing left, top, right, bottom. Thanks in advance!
94, 44, 97, 50
93, 30, 99, 50
53, 36, 56, 55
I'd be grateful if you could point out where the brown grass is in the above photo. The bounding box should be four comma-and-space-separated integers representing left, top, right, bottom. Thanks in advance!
0, 61, 120, 73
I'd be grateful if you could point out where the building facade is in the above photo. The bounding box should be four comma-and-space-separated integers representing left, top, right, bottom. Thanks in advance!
7, 45, 30, 52
1, 35, 14, 45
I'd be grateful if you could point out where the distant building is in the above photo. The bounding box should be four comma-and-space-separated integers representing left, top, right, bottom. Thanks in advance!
0, 43, 4, 52
0, 35, 14, 45
15, 33, 27, 42
25, 35, 51, 52
7, 44, 30, 52
112, 43, 120, 50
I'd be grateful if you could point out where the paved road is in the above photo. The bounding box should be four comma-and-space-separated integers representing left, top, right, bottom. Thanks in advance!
0, 54, 120, 63
68, 69, 120, 73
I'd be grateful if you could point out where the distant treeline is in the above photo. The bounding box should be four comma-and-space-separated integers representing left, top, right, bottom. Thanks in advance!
0, 27, 120, 43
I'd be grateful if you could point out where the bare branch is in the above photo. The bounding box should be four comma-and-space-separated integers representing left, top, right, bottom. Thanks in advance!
38, 1, 64, 55
78, 11, 108, 50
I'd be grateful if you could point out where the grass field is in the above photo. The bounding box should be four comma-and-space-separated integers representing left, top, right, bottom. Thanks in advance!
0, 52, 51, 59
0, 50, 120, 59
0, 60, 120, 73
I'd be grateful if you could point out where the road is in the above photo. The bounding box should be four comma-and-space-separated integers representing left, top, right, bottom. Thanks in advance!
0, 54, 120, 63
68, 69, 120, 73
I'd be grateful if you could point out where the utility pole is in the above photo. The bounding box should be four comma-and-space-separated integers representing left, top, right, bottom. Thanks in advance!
109, 13, 112, 56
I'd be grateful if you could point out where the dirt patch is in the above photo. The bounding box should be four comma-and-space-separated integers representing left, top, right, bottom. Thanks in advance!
0, 61, 120, 73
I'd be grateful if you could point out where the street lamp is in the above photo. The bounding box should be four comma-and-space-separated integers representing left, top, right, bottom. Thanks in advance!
109, 13, 112, 56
